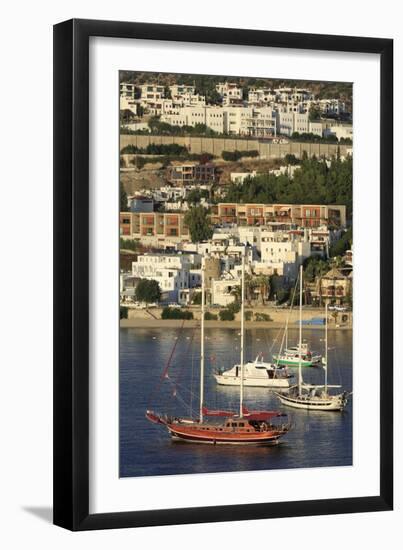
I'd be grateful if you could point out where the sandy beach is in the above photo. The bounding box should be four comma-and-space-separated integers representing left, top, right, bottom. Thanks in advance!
120, 318, 351, 329
120, 306, 352, 330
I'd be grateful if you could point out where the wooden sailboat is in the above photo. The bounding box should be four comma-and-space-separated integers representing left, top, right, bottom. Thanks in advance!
146, 252, 291, 445
274, 265, 350, 411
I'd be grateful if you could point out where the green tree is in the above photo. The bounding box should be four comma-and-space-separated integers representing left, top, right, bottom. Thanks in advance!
309, 105, 321, 121
135, 279, 161, 304
303, 257, 330, 282
187, 188, 210, 205
184, 206, 213, 243
329, 227, 352, 257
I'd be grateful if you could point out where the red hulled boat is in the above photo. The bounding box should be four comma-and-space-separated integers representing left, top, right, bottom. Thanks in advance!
146, 406, 290, 445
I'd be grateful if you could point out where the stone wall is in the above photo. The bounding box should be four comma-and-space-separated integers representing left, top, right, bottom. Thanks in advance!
120, 134, 349, 159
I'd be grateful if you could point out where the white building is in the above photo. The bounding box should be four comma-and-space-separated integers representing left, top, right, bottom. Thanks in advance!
274, 87, 314, 103
317, 99, 347, 115
248, 88, 276, 105
309, 122, 323, 137
211, 278, 241, 306
216, 82, 243, 105
223, 107, 253, 134
230, 171, 258, 184
160, 106, 224, 133
274, 111, 323, 137
121, 121, 149, 132
324, 125, 353, 141
120, 95, 138, 114
257, 230, 311, 278
131, 253, 201, 304
169, 84, 195, 98
139, 83, 165, 104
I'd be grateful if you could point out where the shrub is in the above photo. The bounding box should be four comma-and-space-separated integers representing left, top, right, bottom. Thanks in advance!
119, 238, 140, 251
227, 301, 241, 314
255, 312, 272, 322
222, 150, 259, 162
284, 153, 300, 165
161, 307, 194, 320
244, 310, 253, 321
204, 311, 218, 321
120, 306, 128, 320
131, 156, 147, 169
219, 309, 235, 321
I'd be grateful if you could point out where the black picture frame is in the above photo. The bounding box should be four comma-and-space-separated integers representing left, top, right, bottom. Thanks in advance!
53, 18, 393, 531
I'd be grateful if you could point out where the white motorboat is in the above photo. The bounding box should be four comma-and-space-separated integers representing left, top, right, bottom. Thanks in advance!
214, 355, 293, 388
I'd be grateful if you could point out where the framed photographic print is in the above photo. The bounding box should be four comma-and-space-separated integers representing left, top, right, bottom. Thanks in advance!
53, 19, 393, 530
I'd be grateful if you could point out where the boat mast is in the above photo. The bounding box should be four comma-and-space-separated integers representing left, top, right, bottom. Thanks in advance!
324, 301, 328, 394
199, 256, 205, 422
239, 248, 246, 418
298, 264, 303, 395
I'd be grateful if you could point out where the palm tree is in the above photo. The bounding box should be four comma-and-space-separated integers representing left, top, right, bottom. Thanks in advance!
230, 284, 241, 303
255, 274, 271, 305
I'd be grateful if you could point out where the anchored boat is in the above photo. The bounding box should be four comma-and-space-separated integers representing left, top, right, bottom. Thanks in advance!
214, 355, 293, 388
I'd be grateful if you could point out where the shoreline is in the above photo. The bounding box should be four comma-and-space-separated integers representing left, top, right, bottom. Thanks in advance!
120, 318, 352, 330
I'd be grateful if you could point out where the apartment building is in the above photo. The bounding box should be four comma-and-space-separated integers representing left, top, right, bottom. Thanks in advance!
160, 105, 224, 132
139, 83, 165, 103
260, 231, 311, 264
211, 203, 346, 228
166, 163, 217, 185
169, 84, 195, 97
274, 111, 324, 137
120, 211, 190, 245
244, 108, 277, 137
248, 88, 276, 104
120, 82, 136, 99
274, 87, 314, 103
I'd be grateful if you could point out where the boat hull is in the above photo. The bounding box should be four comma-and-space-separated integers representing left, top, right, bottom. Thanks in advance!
167, 424, 285, 445
275, 392, 346, 411
214, 374, 291, 388
272, 356, 317, 367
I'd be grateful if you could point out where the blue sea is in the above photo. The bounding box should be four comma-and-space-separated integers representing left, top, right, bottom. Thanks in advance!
120, 327, 352, 477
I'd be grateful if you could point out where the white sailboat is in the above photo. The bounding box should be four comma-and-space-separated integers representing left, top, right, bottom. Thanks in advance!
214, 250, 293, 389
274, 265, 350, 411
272, 289, 322, 367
